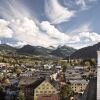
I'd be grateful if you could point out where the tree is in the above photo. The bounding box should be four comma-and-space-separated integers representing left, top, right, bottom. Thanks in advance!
17, 90, 25, 100
61, 84, 73, 100
16, 68, 22, 75
0, 87, 6, 100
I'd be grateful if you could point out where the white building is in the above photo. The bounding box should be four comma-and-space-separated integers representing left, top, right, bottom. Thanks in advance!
97, 50, 100, 100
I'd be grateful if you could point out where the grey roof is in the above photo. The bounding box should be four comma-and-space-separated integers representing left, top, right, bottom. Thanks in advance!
81, 77, 97, 100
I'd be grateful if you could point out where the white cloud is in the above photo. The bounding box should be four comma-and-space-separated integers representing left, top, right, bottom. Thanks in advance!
0, 19, 13, 38
79, 32, 100, 42
0, 0, 32, 20
1, 17, 99, 49
45, 0, 75, 24
10, 18, 80, 48
0, 0, 99, 49
76, 0, 87, 8
75, 0, 97, 10
40, 21, 70, 41
71, 23, 91, 34
65, 23, 100, 49
67, 31, 100, 49
9, 18, 59, 47
0, 0, 63, 47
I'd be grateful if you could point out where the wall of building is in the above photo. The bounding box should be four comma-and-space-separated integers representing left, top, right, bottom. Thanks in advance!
71, 82, 87, 93
34, 80, 58, 100
97, 51, 100, 100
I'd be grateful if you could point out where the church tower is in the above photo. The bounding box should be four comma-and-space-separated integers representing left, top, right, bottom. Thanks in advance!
97, 50, 100, 100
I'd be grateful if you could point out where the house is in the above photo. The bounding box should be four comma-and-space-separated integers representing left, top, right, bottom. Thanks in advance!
80, 77, 97, 100
70, 79, 89, 93
43, 64, 53, 69
20, 71, 33, 77
34, 79, 60, 100
24, 78, 60, 100
55, 65, 62, 70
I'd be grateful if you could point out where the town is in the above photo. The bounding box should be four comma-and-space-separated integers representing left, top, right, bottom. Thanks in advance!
0, 51, 97, 100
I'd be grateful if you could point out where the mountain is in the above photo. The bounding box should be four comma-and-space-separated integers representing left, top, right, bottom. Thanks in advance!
51, 45, 76, 58
47, 46, 56, 50
17, 45, 52, 56
70, 42, 100, 59
0, 44, 76, 58
17, 45, 76, 57
0, 44, 16, 52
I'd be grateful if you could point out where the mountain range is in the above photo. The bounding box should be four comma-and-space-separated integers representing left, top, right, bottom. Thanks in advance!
0, 44, 76, 58
0, 42, 100, 59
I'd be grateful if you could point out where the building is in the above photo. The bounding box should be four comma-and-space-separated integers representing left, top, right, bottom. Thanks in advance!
97, 50, 100, 100
80, 77, 97, 100
70, 80, 89, 93
24, 78, 60, 100
34, 80, 59, 100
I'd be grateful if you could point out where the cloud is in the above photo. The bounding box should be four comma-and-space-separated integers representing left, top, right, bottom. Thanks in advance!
0, 0, 35, 21
76, 0, 87, 8
0, 19, 13, 38
40, 21, 70, 41
9, 18, 78, 47
71, 23, 91, 34
0, 0, 99, 49
75, 0, 97, 10
79, 32, 100, 42
67, 31, 100, 49
45, 0, 75, 24
8, 18, 60, 47
0, 0, 62, 47
1, 17, 99, 49
65, 23, 100, 49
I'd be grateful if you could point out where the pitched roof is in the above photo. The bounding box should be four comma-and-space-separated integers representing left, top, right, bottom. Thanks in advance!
81, 77, 97, 100
25, 77, 45, 89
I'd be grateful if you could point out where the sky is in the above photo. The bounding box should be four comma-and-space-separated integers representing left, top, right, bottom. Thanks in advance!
0, 0, 100, 49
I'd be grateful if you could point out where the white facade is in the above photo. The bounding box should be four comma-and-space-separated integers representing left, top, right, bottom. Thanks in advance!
97, 51, 100, 100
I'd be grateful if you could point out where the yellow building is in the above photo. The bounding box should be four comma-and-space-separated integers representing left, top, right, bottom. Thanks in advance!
34, 80, 59, 100
70, 80, 89, 93
24, 78, 60, 100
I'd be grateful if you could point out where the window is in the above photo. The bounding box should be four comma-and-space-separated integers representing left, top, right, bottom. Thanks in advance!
51, 87, 53, 89
49, 91, 51, 93
42, 87, 45, 89
53, 91, 55, 93
38, 87, 40, 89
40, 91, 43, 93
44, 91, 47, 93
47, 87, 49, 89
36, 90, 38, 93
